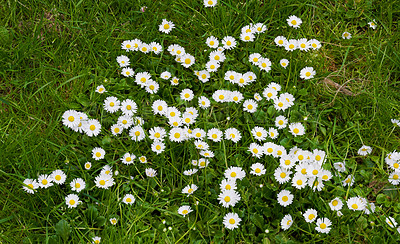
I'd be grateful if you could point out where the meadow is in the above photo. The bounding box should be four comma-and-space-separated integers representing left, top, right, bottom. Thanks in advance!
0, 0, 400, 243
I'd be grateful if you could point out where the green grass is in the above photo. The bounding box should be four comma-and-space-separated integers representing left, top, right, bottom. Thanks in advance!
1, 0, 400, 243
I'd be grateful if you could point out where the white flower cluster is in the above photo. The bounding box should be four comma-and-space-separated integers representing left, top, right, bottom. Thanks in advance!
386, 151, 400, 185
239, 23, 267, 42
274, 36, 322, 52
167, 44, 195, 68
248, 53, 272, 72
224, 70, 257, 87
62, 110, 101, 137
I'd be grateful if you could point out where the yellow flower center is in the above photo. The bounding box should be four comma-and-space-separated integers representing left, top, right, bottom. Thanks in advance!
278, 40, 283, 45
298, 155, 304, 161
233, 97, 238, 101
394, 163, 399, 169
256, 132, 262, 137
289, 44, 294, 49
195, 133, 201, 137
312, 43, 317, 48
255, 168, 261, 173
170, 112, 176, 117
239, 78, 244, 83
280, 172, 286, 178
122, 120, 127, 125
200, 161, 206, 166
185, 93, 190, 98
95, 152, 101, 157
229, 75, 235, 80
156, 145, 161, 150
174, 133, 180, 138
126, 198, 132, 203
332, 200, 338, 206
281, 62, 286, 66
164, 24, 170, 29
394, 174, 399, 180
55, 175, 61, 181
69, 199, 75, 205
301, 168, 307, 174
188, 188, 193, 193
212, 134, 218, 139
68, 116, 74, 122
85, 163, 90, 169
285, 160, 291, 165
312, 169, 318, 175
315, 155, 321, 161
225, 185, 231, 190
322, 175, 328, 180
245, 36, 250, 41
293, 128, 300, 134
320, 223, 327, 229
253, 148, 258, 154
114, 127, 120, 133
253, 58, 258, 62
230, 133, 235, 138
201, 74, 207, 79
305, 72, 311, 77
261, 63, 267, 68
267, 148, 273, 153
126, 71, 130, 75
173, 122, 178, 126
308, 214, 315, 220
209, 40, 214, 45
149, 85, 155, 90
352, 204, 358, 209
282, 196, 288, 202
154, 132, 161, 138
291, 20, 297, 25
140, 157, 146, 162
201, 101, 206, 105
270, 132, 274, 137
300, 43, 306, 48
182, 209, 188, 214
215, 55, 220, 60
247, 104, 253, 110
28, 184, 34, 189
297, 180, 303, 185
185, 58, 191, 64
210, 65, 215, 69
75, 183, 80, 188
219, 95, 224, 100
224, 196, 230, 202
230, 172, 236, 177
126, 44, 131, 48
135, 131, 140, 136
226, 41, 232, 46
126, 157, 132, 162
90, 125, 96, 131
229, 219, 235, 224
277, 150, 282, 155
112, 219, 117, 224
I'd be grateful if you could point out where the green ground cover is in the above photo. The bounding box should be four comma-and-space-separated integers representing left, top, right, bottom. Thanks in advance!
1, 0, 400, 243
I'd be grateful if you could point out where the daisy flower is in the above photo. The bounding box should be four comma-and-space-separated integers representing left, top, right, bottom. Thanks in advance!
103, 96, 120, 113
277, 189, 294, 207
308, 39, 321, 50
224, 166, 246, 181
389, 171, 400, 185
207, 128, 223, 142
148, 127, 167, 141
358, 145, 372, 156
221, 36, 236, 50
70, 178, 85, 192
121, 67, 134, 77
274, 36, 287, 47
129, 125, 146, 142
116, 55, 130, 67
243, 99, 258, 113
223, 212, 241, 230
65, 194, 80, 208
160, 71, 171, 80
300, 66, 316, 80
315, 218, 332, 234
95, 85, 106, 93
209, 50, 225, 63
197, 70, 210, 83
92, 147, 105, 161
240, 32, 255, 42
250, 163, 266, 176
182, 184, 198, 196
275, 115, 288, 129
347, 196, 366, 211
62, 110, 80, 129
94, 174, 114, 189
150, 42, 163, 54
342, 32, 351, 39
298, 38, 309, 51
198, 158, 210, 168
121, 40, 134, 51
368, 19, 377, 29
145, 168, 157, 177
198, 96, 211, 109
139, 156, 147, 164
121, 152, 136, 165
285, 39, 298, 51
254, 23, 267, 33
251, 126, 268, 141
92, 236, 101, 244
230, 91, 244, 103
22, 179, 38, 194
152, 100, 168, 116
51, 170, 66, 185
84, 119, 101, 137
281, 214, 293, 230
206, 36, 219, 48
287, 15, 302, 28
110, 217, 118, 225
145, 80, 159, 94
200, 150, 214, 158
225, 128, 242, 143
329, 197, 344, 211
122, 194, 135, 205
303, 208, 318, 223
180, 88, 194, 101
333, 161, 346, 172
342, 174, 355, 187
84, 162, 92, 170
220, 179, 237, 191
206, 60, 220, 72
117, 115, 133, 129
130, 38, 142, 51
280, 59, 289, 68
258, 57, 272, 72
262, 87, 278, 101
291, 173, 308, 189
178, 205, 193, 217
268, 127, 279, 139
274, 167, 291, 184
121, 99, 137, 116
386, 216, 398, 228
151, 141, 165, 154
180, 54, 195, 68
159, 19, 174, 34
249, 143, 264, 158
288, 122, 305, 137
183, 169, 198, 176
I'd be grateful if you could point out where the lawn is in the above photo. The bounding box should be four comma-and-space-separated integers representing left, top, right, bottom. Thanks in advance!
1, 0, 400, 243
